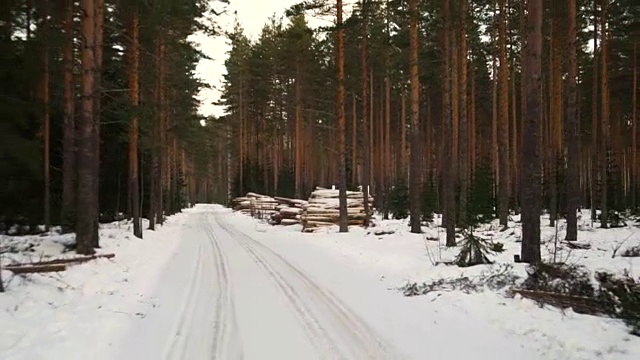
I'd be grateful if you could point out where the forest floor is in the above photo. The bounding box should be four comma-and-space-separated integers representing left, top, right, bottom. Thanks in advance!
0, 204, 639, 359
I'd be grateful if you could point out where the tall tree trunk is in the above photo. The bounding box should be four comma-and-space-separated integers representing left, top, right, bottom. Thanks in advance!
459, 0, 469, 227
600, 0, 609, 228
521, 0, 542, 264
409, 0, 421, 233
519, 0, 527, 211
443, 0, 455, 245
549, 18, 562, 227
61, 0, 75, 232
42, 0, 50, 232
336, 0, 348, 232
76, 0, 97, 255
149, 38, 161, 231
632, 41, 637, 212
92, 0, 104, 247
591, 1, 599, 221
128, 12, 142, 238
498, 0, 510, 227
157, 37, 166, 225
352, 94, 357, 186
565, 0, 579, 241
295, 59, 303, 199
361, 0, 371, 227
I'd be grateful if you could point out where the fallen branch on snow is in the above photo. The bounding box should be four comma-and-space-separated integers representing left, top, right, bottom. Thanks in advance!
4, 263, 67, 274
7, 253, 115, 267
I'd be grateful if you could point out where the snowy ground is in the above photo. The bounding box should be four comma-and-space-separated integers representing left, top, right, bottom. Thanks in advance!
1, 205, 639, 359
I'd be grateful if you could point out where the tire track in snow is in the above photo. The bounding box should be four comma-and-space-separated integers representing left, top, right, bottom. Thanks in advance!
163, 214, 242, 360
213, 215, 404, 360
215, 223, 346, 360
201, 217, 243, 360
163, 235, 206, 359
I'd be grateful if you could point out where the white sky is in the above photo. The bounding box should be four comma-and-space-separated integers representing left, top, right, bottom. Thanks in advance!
191, 0, 306, 118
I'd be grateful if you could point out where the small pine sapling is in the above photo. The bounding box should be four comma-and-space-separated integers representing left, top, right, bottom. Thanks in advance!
388, 182, 410, 220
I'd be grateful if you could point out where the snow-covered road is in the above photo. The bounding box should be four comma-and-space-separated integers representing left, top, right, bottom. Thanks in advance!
116, 207, 405, 360
7, 204, 633, 359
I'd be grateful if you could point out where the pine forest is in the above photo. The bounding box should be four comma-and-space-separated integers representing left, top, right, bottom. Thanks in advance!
1, 0, 638, 259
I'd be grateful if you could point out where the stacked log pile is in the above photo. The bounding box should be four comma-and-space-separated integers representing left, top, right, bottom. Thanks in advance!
301, 188, 374, 232
231, 188, 374, 231
232, 193, 308, 225
231, 192, 279, 218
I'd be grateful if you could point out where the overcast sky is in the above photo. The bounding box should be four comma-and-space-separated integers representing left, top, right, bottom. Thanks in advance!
192, 0, 305, 118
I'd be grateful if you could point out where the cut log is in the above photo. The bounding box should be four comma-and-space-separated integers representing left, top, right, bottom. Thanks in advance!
7, 253, 115, 267
280, 207, 303, 217
4, 263, 67, 274
246, 192, 272, 199
281, 219, 299, 226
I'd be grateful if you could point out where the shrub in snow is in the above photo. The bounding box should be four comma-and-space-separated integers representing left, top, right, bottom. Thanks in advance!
469, 159, 495, 224
400, 264, 519, 296
420, 178, 438, 222
388, 182, 409, 220
621, 245, 640, 258
517, 263, 640, 336
455, 231, 498, 267
595, 271, 640, 335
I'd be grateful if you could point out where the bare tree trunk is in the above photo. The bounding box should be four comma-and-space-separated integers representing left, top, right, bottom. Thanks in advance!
443, 0, 455, 245
409, 0, 422, 233
565, 0, 579, 241
295, 59, 303, 199
157, 37, 165, 226
521, 0, 542, 264
336, 0, 348, 232
549, 19, 562, 227
76, 0, 97, 255
498, 0, 510, 227
519, 0, 527, 211
361, 0, 371, 227
591, 1, 599, 221
61, 0, 75, 232
600, 0, 609, 228
632, 41, 638, 212
92, 0, 104, 247
459, 0, 469, 227
128, 13, 142, 238
42, 0, 50, 232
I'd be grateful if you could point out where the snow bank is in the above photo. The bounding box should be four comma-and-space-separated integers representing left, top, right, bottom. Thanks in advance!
226, 208, 640, 360
0, 212, 189, 360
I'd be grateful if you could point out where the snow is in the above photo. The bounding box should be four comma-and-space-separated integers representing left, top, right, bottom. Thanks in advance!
0, 213, 189, 359
1, 205, 639, 359
223, 208, 640, 359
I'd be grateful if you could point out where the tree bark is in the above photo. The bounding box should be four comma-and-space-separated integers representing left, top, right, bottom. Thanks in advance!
443, 0, 455, 245
361, 0, 371, 227
76, 0, 97, 255
565, 0, 579, 241
61, 0, 75, 232
409, 0, 421, 233
336, 0, 348, 232
590, 1, 599, 221
92, 0, 104, 247
459, 0, 469, 227
600, 0, 609, 228
157, 36, 165, 226
295, 59, 303, 199
42, 0, 50, 232
521, 0, 542, 264
128, 12, 142, 238
498, 0, 510, 227
632, 41, 637, 212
